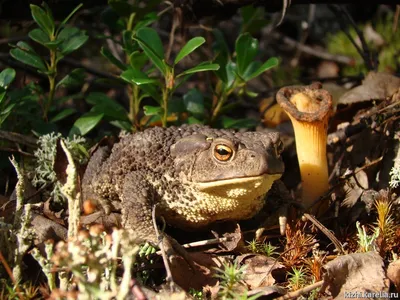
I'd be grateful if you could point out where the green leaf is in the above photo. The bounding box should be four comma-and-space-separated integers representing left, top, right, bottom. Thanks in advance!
0, 92, 5, 104
177, 62, 219, 78
50, 108, 76, 122
58, 27, 88, 55
225, 61, 237, 88
86, 92, 129, 121
139, 84, 161, 103
246, 57, 279, 80
212, 29, 230, 58
44, 40, 63, 50
167, 97, 186, 114
240, 5, 267, 35
70, 112, 104, 136
136, 27, 164, 58
129, 51, 148, 70
134, 27, 167, 75
122, 30, 138, 55
109, 120, 132, 131
220, 116, 258, 129
143, 105, 162, 116
187, 116, 203, 124
121, 68, 159, 85
174, 37, 205, 65
213, 52, 229, 83
100, 47, 127, 71
0, 68, 16, 89
235, 33, 258, 77
30, 4, 55, 37
183, 89, 204, 115
10, 42, 47, 71
0, 103, 15, 126
241, 61, 261, 81
56, 68, 86, 89
58, 4, 83, 32
29, 28, 50, 45
133, 12, 158, 31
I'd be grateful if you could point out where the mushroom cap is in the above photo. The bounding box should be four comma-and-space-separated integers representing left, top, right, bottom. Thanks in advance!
276, 82, 333, 123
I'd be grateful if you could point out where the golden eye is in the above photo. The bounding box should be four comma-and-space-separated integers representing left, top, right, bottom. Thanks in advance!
214, 144, 233, 161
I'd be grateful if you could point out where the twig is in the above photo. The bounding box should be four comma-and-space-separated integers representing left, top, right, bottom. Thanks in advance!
302, 213, 345, 254
270, 31, 355, 65
0, 147, 35, 157
275, 280, 324, 300
329, 5, 377, 71
0, 130, 38, 148
130, 278, 147, 300
166, 8, 180, 62
151, 205, 174, 286
0, 36, 29, 45
154, 237, 229, 255
0, 250, 16, 285
394, 5, 400, 33
61, 57, 117, 80
290, 4, 315, 67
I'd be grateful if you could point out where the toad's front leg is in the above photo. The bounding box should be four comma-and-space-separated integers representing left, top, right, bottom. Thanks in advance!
121, 171, 159, 244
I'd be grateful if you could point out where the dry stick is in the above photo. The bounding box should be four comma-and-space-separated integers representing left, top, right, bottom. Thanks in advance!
302, 213, 345, 254
328, 100, 400, 146
0, 147, 35, 157
290, 4, 315, 68
61, 57, 117, 80
0, 250, 16, 285
130, 278, 147, 300
329, 5, 377, 71
154, 237, 229, 255
394, 5, 400, 33
151, 205, 174, 287
270, 31, 354, 65
275, 280, 324, 300
0, 130, 37, 148
165, 9, 180, 62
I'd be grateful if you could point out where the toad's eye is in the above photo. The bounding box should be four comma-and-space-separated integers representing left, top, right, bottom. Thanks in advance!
214, 144, 233, 161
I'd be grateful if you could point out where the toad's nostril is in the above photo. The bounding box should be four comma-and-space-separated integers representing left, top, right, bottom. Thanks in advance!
250, 154, 256, 158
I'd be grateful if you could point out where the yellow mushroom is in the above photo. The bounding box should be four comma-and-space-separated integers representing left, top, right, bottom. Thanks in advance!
276, 83, 333, 214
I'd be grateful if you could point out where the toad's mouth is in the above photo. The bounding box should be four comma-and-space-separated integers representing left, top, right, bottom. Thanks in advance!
195, 173, 282, 194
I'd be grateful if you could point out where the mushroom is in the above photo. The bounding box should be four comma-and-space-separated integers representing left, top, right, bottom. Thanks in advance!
276, 83, 333, 214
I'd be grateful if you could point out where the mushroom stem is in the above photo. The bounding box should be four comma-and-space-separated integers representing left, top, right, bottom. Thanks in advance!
277, 83, 332, 213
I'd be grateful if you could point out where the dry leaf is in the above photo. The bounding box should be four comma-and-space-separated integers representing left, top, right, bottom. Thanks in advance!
342, 169, 369, 208
259, 97, 290, 127
338, 72, 400, 105
387, 259, 400, 292
210, 222, 245, 253
169, 251, 222, 293
236, 254, 285, 289
321, 251, 389, 299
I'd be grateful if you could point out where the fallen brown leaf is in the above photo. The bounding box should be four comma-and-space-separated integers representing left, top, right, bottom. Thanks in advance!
338, 72, 400, 105
210, 222, 246, 253
387, 259, 400, 292
236, 254, 285, 289
321, 251, 389, 299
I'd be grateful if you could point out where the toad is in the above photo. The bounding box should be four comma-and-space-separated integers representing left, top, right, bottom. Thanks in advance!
82, 125, 284, 242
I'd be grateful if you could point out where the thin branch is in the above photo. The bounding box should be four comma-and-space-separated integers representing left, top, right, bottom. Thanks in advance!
0, 130, 37, 148
61, 57, 117, 80
329, 5, 377, 71
275, 280, 324, 300
270, 31, 355, 65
